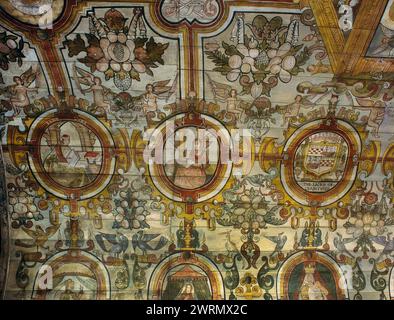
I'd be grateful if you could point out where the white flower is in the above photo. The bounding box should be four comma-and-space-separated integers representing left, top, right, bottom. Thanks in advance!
266, 42, 296, 83
96, 32, 142, 74
8, 191, 41, 221
227, 44, 259, 82
346, 213, 386, 237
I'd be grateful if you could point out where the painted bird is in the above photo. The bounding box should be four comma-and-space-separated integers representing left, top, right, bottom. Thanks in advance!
333, 233, 354, 258
264, 232, 287, 258
95, 231, 129, 258
131, 231, 168, 255
219, 230, 239, 254
17, 224, 60, 251
371, 233, 394, 261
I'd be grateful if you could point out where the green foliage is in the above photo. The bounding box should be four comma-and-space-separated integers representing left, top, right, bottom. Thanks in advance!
130, 68, 141, 81
290, 46, 311, 76
0, 32, 25, 70
63, 34, 87, 57
145, 36, 169, 67
206, 49, 229, 66
206, 49, 231, 75
85, 33, 100, 47
295, 46, 311, 66
134, 37, 148, 48
222, 41, 244, 58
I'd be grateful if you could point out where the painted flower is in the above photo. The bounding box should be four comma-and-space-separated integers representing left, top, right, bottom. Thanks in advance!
345, 212, 386, 237
363, 192, 378, 205
231, 190, 268, 229
103, 8, 127, 31
112, 170, 154, 230
227, 44, 259, 83
96, 32, 144, 74
113, 196, 149, 229
8, 190, 43, 226
248, 16, 283, 43
265, 42, 296, 83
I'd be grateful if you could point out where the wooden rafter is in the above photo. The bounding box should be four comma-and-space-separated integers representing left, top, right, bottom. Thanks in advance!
309, 0, 393, 76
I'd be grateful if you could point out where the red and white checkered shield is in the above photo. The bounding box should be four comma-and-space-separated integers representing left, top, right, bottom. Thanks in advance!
303, 142, 339, 177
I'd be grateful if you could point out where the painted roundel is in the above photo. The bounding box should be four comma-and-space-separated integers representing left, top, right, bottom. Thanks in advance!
148, 111, 232, 203
281, 119, 361, 206
27, 109, 116, 200
163, 126, 220, 190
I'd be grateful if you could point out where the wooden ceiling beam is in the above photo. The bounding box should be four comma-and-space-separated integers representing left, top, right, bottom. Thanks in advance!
308, 0, 345, 74
309, 0, 393, 76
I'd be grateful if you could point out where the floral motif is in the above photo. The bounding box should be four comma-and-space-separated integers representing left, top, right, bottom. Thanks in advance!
5, 163, 46, 228
344, 188, 394, 259
345, 212, 386, 238
112, 169, 163, 230
0, 31, 24, 71
64, 8, 169, 90
8, 190, 43, 227
218, 175, 287, 230
206, 15, 310, 97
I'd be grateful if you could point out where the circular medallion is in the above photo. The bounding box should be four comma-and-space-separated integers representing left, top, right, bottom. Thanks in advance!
27, 109, 116, 200
148, 112, 232, 203
281, 119, 361, 206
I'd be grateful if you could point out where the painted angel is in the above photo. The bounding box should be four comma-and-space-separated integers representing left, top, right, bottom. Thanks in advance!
206, 73, 248, 118
0, 66, 38, 116
140, 78, 177, 114
73, 65, 114, 114
355, 98, 386, 138
277, 94, 315, 127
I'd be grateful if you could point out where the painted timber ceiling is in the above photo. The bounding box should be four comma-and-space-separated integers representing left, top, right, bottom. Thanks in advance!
0, 0, 393, 300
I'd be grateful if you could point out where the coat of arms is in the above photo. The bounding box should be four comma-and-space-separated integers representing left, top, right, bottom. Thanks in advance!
303, 141, 340, 177
299, 131, 349, 180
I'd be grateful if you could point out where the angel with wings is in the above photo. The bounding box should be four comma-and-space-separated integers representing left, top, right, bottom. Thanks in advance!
73, 66, 114, 114
355, 98, 386, 138
0, 67, 38, 116
140, 79, 177, 114
206, 73, 248, 119
277, 94, 315, 127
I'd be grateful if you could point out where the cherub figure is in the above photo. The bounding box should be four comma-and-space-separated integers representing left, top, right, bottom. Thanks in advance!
73, 65, 113, 115
0, 67, 38, 117
142, 83, 158, 113
355, 98, 386, 138
140, 80, 176, 115
226, 88, 245, 117
278, 94, 315, 127
205, 73, 248, 120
